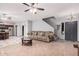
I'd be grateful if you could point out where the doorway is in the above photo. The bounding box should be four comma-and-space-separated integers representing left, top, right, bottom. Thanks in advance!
15, 25, 17, 36
22, 25, 24, 36
65, 21, 77, 41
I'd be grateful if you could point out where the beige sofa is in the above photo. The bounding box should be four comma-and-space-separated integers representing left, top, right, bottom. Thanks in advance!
27, 31, 54, 42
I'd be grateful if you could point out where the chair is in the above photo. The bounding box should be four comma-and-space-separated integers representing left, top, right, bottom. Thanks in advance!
73, 44, 79, 56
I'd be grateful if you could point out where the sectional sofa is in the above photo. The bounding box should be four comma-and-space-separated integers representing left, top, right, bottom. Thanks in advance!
27, 31, 54, 42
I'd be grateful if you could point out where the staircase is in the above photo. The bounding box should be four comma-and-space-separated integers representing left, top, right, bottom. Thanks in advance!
43, 16, 60, 40
43, 16, 56, 29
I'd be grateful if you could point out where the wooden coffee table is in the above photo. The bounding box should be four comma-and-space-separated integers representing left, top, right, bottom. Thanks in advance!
22, 37, 32, 46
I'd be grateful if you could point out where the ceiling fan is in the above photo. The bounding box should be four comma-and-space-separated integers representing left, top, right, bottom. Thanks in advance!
22, 3, 45, 14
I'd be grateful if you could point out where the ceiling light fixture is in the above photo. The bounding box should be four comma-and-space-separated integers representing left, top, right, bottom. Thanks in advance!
22, 3, 45, 14
30, 8, 37, 14
0, 13, 12, 21
67, 13, 76, 21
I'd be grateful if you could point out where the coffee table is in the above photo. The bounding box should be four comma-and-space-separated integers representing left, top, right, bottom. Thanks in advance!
22, 37, 32, 46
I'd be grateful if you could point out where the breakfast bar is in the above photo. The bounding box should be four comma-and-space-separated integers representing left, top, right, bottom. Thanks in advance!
0, 32, 9, 40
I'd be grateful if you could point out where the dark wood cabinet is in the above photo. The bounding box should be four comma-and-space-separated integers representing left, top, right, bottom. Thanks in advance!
0, 32, 9, 40
0, 24, 13, 40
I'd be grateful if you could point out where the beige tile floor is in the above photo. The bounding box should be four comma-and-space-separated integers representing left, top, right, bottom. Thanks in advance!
0, 37, 78, 56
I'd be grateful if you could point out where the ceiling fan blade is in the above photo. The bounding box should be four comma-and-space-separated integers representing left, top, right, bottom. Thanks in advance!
22, 3, 30, 6
37, 8, 45, 11
24, 9, 30, 12
31, 3, 35, 6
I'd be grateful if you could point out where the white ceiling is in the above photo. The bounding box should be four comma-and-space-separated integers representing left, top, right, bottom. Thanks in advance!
0, 3, 79, 23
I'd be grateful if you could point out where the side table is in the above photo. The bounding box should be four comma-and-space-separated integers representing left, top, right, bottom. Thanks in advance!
73, 44, 79, 56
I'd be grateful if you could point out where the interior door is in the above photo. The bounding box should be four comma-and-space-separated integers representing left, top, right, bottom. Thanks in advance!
65, 22, 72, 41
71, 21, 77, 41
65, 21, 77, 41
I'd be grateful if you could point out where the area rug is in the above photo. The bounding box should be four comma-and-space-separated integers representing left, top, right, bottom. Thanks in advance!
0, 36, 21, 48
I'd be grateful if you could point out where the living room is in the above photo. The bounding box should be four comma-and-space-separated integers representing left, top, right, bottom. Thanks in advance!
0, 3, 79, 56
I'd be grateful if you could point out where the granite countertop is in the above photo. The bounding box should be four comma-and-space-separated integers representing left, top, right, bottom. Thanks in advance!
0, 32, 9, 33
